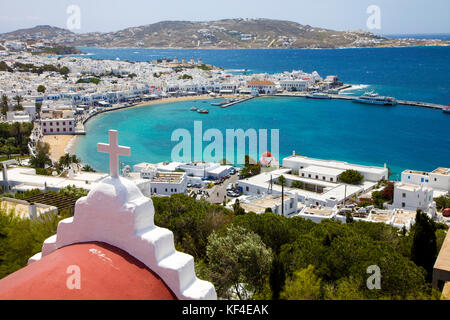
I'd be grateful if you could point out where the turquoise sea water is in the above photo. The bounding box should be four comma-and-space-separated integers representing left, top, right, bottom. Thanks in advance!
74, 96, 450, 180
73, 47, 450, 178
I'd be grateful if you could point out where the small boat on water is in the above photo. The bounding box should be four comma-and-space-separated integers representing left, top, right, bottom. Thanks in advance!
353, 91, 397, 106
190, 106, 198, 111
443, 106, 450, 114
197, 109, 209, 114
306, 91, 331, 99
211, 100, 228, 106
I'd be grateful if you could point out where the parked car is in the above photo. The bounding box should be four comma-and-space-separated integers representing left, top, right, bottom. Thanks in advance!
443, 208, 450, 217
227, 191, 240, 197
226, 183, 233, 191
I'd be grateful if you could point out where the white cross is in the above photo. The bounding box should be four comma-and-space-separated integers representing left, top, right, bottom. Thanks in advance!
97, 130, 130, 178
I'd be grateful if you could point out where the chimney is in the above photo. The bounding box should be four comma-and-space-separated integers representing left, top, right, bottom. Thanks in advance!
29, 202, 37, 219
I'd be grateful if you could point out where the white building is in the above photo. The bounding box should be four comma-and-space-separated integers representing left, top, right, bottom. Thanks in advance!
6, 111, 31, 123
389, 167, 450, 212
279, 79, 310, 92
133, 162, 158, 179
238, 167, 372, 209
231, 193, 298, 217
178, 162, 230, 179
283, 154, 389, 182
41, 118, 75, 135
40, 109, 75, 135
238, 155, 388, 209
392, 183, 434, 211
401, 168, 450, 193
150, 172, 187, 196
298, 165, 344, 183
246, 80, 276, 94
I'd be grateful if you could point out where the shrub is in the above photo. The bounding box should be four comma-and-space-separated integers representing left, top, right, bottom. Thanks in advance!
339, 170, 364, 185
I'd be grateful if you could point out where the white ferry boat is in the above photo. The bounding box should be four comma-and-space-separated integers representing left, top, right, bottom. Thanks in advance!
353, 91, 397, 106
306, 92, 331, 99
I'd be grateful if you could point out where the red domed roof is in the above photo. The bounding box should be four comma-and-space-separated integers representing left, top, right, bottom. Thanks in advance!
0, 242, 177, 300
261, 152, 273, 157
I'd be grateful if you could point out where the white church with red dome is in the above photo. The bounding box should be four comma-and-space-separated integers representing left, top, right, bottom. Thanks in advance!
0, 130, 217, 300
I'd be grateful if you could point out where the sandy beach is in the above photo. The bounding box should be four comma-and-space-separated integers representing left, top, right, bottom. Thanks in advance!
130, 94, 240, 109
43, 134, 77, 161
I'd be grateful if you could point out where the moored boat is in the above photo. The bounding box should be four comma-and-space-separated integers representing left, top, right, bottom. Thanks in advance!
306, 91, 331, 99
190, 106, 198, 111
353, 91, 397, 106
197, 109, 209, 114
211, 100, 228, 106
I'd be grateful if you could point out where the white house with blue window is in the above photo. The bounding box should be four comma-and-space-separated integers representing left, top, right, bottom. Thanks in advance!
401, 168, 450, 193
391, 167, 450, 212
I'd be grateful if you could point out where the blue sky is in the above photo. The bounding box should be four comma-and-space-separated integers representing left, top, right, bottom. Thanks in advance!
0, 0, 449, 34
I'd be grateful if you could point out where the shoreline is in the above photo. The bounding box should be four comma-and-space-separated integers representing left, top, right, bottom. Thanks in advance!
82, 94, 241, 125
78, 44, 450, 51
52, 87, 447, 161
43, 135, 77, 161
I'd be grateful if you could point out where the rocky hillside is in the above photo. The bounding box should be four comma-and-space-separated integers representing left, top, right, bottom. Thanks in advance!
1, 19, 448, 49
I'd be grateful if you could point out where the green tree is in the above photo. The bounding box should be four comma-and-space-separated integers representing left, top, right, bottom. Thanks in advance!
324, 276, 365, 300
240, 155, 261, 178
153, 194, 232, 259
291, 180, 304, 189
280, 265, 322, 300
0, 144, 14, 159
58, 185, 89, 200
0, 208, 70, 279
178, 74, 193, 80
206, 225, 272, 299
411, 210, 437, 282
82, 164, 95, 172
58, 153, 79, 170
232, 199, 246, 216
346, 212, 354, 223
1, 95, 9, 115
269, 256, 286, 300
12, 95, 23, 111
37, 85, 46, 93
30, 142, 52, 169
339, 170, 364, 185
434, 196, 450, 210
35, 102, 42, 116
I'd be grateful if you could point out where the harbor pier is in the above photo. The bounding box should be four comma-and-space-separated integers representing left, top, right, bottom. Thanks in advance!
272, 93, 448, 110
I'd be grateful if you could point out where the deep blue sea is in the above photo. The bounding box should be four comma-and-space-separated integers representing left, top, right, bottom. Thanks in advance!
73, 46, 450, 178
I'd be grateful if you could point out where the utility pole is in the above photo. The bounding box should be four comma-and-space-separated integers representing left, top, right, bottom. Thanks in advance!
343, 184, 347, 207
267, 174, 273, 194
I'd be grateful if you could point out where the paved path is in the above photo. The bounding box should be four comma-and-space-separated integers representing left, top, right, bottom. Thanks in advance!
203, 174, 239, 205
